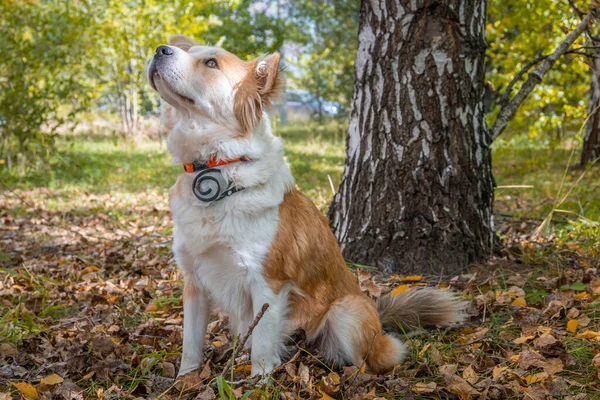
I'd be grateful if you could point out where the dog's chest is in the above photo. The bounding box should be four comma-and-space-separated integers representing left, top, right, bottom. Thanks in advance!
173, 198, 279, 310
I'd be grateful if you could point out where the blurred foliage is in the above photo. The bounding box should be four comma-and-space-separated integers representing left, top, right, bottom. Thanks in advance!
0, 0, 597, 169
0, 0, 97, 170
486, 0, 591, 142
286, 0, 359, 107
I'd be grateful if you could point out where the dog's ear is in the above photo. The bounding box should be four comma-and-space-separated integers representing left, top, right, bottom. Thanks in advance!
254, 53, 281, 104
169, 34, 197, 51
233, 53, 282, 135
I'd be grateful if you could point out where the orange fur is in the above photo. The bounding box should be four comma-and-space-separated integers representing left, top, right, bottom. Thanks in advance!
263, 189, 362, 333
263, 189, 404, 373
233, 54, 281, 135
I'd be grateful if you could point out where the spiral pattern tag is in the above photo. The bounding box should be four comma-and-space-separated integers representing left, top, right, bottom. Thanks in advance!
192, 168, 229, 202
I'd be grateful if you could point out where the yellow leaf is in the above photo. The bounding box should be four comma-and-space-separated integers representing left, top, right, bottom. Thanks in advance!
577, 329, 600, 339
567, 319, 579, 333
145, 304, 158, 312
0, 159, 4, 164
511, 297, 527, 307
399, 275, 422, 282
234, 365, 252, 373
12, 383, 38, 400
81, 266, 100, 274
574, 292, 590, 300
40, 374, 63, 385
525, 373, 546, 385
492, 365, 508, 379
212, 340, 222, 347
510, 354, 520, 362
513, 335, 535, 344
320, 394, 334, 400
418, 343, 431, 358
359, 364, 366, 373
392, 285, 409, 296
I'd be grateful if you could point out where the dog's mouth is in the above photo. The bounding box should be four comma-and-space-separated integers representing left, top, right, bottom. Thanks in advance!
149, 66, 195, 106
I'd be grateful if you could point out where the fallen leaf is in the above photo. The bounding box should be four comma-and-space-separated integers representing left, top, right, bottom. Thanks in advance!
234, 364, 252, 373
574, 292, 590, 300
514, 335, 535, 344
567, 319, 578, 333
298, 363, 310, 389
199, 361, 212, 380
541, 358, 563, 375
511, 297, 527, 307
392, 285, 409, 296
80, 265, 99, 274
418, 343, 431, 358
12, 383, 38, 400
577, 330, 600, 339
525, 372, 547, 385
462, 365, 479, 385
412, 382, 437, 394
40, 374, 64, 385
398, 275, 422, 282
592, 353, 600, 368
566, 308, 580, 319
492, 365, 508, 379
519, 349, 545, 369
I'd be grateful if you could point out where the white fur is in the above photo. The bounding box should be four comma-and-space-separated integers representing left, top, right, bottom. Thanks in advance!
152, 44, 297, 377
169, 113, 294, 379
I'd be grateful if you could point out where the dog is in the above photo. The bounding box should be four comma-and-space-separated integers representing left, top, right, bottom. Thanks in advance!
147, 34, 466, 379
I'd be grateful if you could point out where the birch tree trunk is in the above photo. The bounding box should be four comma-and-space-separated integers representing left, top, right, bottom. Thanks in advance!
581, 46, 600, 167
329, 0, 495, 275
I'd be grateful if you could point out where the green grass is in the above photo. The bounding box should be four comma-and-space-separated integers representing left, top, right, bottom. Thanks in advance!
493, 134, 600, 222
2, 122, 597, 220
1, 121, 599, 398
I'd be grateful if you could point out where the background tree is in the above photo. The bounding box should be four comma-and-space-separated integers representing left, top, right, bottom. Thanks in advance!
0, 0, 96, 169
287, 0, 359, 112
486, 0, 589, 141
329, 0, 596, 274
580, 33, 600, 166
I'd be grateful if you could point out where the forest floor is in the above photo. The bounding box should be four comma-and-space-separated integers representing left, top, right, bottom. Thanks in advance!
1, 121, 599, 399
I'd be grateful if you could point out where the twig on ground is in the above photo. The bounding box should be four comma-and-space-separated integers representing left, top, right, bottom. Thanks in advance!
221, 303, 270, 378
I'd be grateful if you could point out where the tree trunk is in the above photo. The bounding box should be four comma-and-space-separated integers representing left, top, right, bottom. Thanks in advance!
329, 0, 495, 275
581, 46, 600, 167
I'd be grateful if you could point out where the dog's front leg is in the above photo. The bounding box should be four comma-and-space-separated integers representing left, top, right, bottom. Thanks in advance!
178, 279, 210, 377
249, 289, 286, 376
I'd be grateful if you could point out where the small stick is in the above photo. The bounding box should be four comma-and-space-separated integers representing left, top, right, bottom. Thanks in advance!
221, 303, 270, 378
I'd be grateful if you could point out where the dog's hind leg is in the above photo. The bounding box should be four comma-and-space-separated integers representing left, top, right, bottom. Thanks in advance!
313, 295, 407, 374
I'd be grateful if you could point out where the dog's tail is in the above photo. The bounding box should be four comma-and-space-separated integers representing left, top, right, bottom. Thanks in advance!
377, 287, 466, 332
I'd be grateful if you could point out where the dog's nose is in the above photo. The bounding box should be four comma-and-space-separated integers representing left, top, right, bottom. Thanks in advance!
156, 45, 173, 56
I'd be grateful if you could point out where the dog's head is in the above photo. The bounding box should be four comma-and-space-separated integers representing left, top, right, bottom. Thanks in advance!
148, 35, 281, 136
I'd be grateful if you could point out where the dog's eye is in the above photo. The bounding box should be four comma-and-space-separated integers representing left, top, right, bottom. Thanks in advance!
205, 58, 218, 69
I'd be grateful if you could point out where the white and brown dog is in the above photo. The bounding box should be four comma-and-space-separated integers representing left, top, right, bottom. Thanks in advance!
147, 35, 465, 379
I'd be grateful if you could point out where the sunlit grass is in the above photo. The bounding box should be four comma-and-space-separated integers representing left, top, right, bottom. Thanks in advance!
1, 121, 598, 228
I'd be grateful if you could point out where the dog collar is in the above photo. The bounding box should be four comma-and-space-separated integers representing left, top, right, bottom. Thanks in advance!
183, 155, 250, 173
183, 156, 250, 203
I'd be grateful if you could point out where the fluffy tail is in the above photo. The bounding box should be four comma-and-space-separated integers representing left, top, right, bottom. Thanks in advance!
377, 288, 467, 331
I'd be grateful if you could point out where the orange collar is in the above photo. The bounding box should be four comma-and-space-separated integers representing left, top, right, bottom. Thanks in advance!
183, 155, 251, 173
